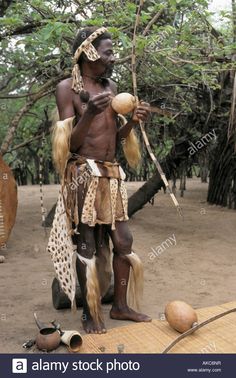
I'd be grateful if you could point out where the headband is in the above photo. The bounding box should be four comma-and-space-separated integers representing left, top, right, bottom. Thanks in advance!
71, 27, 108, 93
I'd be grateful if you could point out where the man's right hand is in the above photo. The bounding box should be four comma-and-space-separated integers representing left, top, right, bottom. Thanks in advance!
86, 92, 112, 115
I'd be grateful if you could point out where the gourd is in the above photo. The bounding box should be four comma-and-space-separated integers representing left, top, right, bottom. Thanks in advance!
165, 300, 198, 333
111, 93, 136, 114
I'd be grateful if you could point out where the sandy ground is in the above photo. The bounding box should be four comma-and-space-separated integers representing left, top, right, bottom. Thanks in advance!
0, 178, 235, 353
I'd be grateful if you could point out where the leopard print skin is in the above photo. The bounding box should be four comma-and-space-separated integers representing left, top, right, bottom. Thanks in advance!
72, 27, 107, 93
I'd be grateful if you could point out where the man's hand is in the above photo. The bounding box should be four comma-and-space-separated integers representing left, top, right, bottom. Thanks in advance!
132, 101, 150, 122
86, 92, 112, 115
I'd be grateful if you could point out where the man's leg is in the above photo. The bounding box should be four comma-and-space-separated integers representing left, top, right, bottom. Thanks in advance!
74, 179, 106, 334
75, 222, 106, 333
108, 221, 151, 322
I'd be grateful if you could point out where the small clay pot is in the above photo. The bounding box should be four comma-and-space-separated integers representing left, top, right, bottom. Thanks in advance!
36, 328, 61, 352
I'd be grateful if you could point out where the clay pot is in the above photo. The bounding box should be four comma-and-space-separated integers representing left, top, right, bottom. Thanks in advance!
165, 300, 198, 333
36, 328, 61, 352
34, 312, 61, 352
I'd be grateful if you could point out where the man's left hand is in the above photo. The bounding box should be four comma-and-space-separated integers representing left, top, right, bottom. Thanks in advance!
132, 101, 150, 122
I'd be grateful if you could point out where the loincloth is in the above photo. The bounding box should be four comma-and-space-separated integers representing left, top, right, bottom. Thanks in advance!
47, 155, 129, 307
47, 155, 143, 311
64, 154, 129, 231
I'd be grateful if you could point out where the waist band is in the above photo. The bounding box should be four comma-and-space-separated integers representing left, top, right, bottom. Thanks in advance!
68, 154, 126, 180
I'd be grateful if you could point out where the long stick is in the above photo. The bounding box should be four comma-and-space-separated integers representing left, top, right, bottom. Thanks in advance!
131, 0, 183, 217
38, 132, 47, 233
162, 307, 236, 354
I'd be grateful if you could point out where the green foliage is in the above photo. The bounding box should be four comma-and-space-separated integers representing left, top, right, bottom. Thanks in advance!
0, 0, 236, 184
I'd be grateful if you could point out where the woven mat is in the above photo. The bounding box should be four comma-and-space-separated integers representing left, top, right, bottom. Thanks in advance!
80, 301, 236, 353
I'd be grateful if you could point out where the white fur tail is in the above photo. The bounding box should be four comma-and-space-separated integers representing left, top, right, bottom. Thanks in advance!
51, 108, 74, 177
77, 254, 103, 325
118, 114, 141, 169
126, 251, 144, 310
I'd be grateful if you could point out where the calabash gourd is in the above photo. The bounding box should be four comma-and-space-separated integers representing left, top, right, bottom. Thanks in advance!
165, 300, 198, 333
111, 92, 136, 115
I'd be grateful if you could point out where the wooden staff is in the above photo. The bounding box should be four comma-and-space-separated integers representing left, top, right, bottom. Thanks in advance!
38, 133, 48, 234
162, 307, 236, 354
131, 0, 182, 217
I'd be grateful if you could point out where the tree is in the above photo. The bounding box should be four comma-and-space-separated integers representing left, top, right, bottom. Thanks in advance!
206, 0, 236, 208
0, 0, 14, 17
0, 0, 236, 211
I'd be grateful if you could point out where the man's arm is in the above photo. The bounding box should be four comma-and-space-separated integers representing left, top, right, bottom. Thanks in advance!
118, 119, 138, 139
56, 80, 75, 120
56, 80, 111, 152
106, 80, 150, 139
118, 102, 151, 139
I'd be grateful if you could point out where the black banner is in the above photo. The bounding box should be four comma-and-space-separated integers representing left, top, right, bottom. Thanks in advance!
0, 353, 236, 378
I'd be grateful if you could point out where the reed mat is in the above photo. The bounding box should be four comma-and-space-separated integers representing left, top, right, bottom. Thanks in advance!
79, 301, 236, 353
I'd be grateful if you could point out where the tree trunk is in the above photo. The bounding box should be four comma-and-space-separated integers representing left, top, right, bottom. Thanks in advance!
0, 0, 13, 16
232, 0, 236, 43
128, 171, 164, 217
198, 151, 209, 183
207, 133, 236, 208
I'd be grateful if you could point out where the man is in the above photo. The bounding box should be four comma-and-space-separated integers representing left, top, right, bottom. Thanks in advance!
48, 26, 151, 334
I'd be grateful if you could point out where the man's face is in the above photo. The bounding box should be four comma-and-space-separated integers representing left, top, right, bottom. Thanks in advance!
96, 39, 115, 77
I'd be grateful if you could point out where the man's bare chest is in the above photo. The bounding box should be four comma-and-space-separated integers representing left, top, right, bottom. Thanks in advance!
72, 80, 115, 116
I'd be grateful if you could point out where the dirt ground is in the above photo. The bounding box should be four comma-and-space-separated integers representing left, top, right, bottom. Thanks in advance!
0, 178, 235, 353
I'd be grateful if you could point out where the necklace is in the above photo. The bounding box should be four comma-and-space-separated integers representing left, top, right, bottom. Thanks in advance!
83, 74, 107, 83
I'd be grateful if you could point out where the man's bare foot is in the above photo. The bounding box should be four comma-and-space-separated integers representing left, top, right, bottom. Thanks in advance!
110, 306, 152, 322
81, 312, 107, 334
